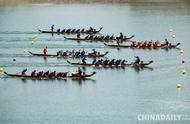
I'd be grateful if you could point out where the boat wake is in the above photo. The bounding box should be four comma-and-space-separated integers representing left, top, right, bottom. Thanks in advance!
0, 31, 38, 35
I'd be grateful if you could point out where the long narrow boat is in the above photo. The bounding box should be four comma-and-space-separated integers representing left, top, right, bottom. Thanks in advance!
38, 27, 103, 34
29, 51, 109, 58
4, 71, 96, 80
67, 60, 153, 68
64, 35, 134, 42
104, 43, 181, 49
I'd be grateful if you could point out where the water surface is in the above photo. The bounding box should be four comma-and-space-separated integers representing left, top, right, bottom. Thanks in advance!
0, 3, 190, 124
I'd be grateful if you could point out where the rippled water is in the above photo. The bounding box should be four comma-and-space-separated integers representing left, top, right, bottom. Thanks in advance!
0, 3, 190, 124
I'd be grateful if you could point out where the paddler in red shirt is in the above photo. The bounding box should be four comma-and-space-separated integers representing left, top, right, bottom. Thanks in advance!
43, 46, 48, 55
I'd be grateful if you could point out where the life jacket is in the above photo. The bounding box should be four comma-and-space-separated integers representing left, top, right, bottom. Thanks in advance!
140, 61, 144, 64
143, 42, 147, 46
43, 48, 48, 53
131, 42, 135, 47
140, 61, 144, 67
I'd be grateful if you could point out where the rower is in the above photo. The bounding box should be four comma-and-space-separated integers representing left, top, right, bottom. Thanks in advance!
43, 46, 48, 55
75, 50, 79, 56
76, 29, 80, 33
89, 27, 93, 32
60, 50, 63, 56
77, 33, 81, 38
31, 70, 36, 77
62, 72, 68, 77
143, 41, 146, 47
81, 28, 85, 33
81, 49, 85, 57
121, 60, 126, 65
48, 72, 53, 78
109, 59, 115, 65
153, 41, 158, 47
43, 70, 49, 77
51, 24, 54, 32
105, 35, 109, 40
92, 58, 96, 64
110, 35, 114, 40
85, 35, 89, 39
134, 56, 140, 64
56, 72, 62, 78
37, 71, 43, 78
71, 29, 76, 33
95, 60, 100, 65
57, 50, 61, 56
100, 36, 104, 40
134, 41, 138, 47
95, 59, 103, 65
82, 57, 87, 64
103, 59, 110, 65
53, 71, 56, 77
62, 51, 67, 56
93, 28, 96, 33
70, 49, 74, 56
66, 29, 71, 33
115, 59, 121, 65
61, 29, 65, 33
49, 71, 56, 78
57, 29, 60, 33
148, 41, 152, 47
140, 61, 144, 67
119, 32, 123, 39
92, 49, 97, 55
21, 68, 27, 75
93, 36, 98, 40
156, 40, 160, 45
96, 36, 100, 40
78, 67, 82, 76
99, 59, 103, 64
131, 42, 135, 47
89, 35, 94, 40
116, 39, 120, 46
165, 38, 169, 46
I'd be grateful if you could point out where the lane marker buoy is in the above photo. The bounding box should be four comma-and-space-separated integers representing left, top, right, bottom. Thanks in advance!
172, 34, 176, 38
176, 83, 182, 89
0, 67, 4, 72
13, 58, 16, 62
23, 49, 26, 53
181, 69, 187, 75
179, 49, 184, 54
181, 59, 185, 64
169, 28, 173, 32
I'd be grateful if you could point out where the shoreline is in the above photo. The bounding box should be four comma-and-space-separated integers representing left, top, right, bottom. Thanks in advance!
1, 0, 190, 6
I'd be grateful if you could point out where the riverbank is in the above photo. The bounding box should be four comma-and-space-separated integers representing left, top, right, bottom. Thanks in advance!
1, 0, 190, 6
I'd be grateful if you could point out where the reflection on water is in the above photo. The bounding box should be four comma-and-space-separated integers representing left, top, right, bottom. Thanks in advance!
2, 75, 96, 85
43, 57, 48, 63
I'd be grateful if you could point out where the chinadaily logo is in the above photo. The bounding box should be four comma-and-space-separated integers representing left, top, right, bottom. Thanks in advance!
137, 114, 190, 121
